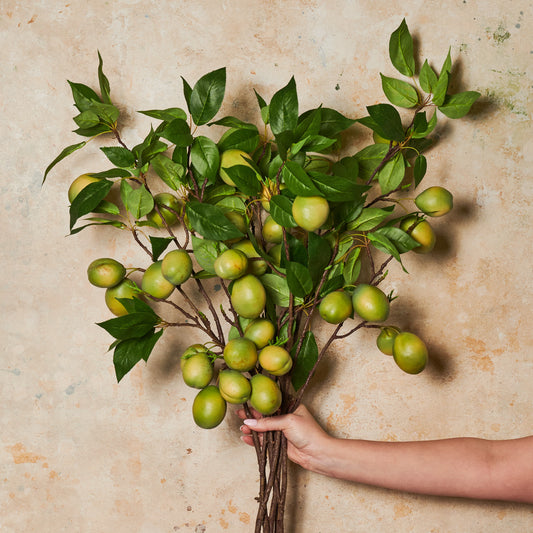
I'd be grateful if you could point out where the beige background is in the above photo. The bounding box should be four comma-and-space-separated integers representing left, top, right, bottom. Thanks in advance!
1, 1, 532, 531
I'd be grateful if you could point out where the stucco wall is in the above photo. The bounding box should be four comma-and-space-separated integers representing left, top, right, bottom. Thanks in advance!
1, 1, 532, 531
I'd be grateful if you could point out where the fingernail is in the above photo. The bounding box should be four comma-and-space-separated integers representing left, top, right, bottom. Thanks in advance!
243, 419, 258, 427
239, 425, 246, 432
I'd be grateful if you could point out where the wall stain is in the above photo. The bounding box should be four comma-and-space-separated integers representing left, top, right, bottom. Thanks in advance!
487, 23, 511, 44
394, 502, 413, 519
6, 443, 46, 464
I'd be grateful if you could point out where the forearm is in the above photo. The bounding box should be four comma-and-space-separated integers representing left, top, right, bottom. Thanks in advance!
309, 435, 533, 503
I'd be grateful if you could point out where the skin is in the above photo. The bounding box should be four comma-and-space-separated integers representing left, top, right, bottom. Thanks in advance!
238, 405, 533, 504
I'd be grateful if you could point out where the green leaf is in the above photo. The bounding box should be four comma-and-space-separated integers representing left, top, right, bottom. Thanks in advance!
299, 135, 337, 153
373, 226, 420, 253
69, 218, 126, 235
441, 47, 452, 76
332, 198, 365, 228
282, 160, 321, 196
222, 165, 262, 196
413, 154, 427, 187
367, 231, 406, 271
439, 91, 480, 119
73, 110, 100, 129
42, 141, 87, 184
215, 194, 246, 213
202, 184, 237, 204
354, 144, 389, 181
97, 312, 160, 340
291, 331, 318, 391
100, 147, 136, 168
113, 329, 164, 383
69, 179, 113, 230
349, 205, 395, 231
419, 60, 438, 93
191, 235, 228, 274
319, 272, 345, 297
366, 104, 405, 143
269, 195, 297, 228
260, 273, 298, 307
411, 110, 437, 139
380, 74, 419, 108
331, 156, 359, 180
139, 108, 187, 122
190, 136, 220, 184
389, 18, 415, 77
217, 127, 260, 153
254, 89, 269, 124
189, 67, 226, 126
89, 101, 120, 125
68, 81, 100, 112
299, 107, 355, 137
269, 77, 298, 135
343, 247, 362, 285
284, 232, 307, 267
309, 171, 369, 202
88, 168, 131, 179
151, 154, 185, 191
121, 182, 154, 219
73, 124, 112, 137
150, 236, 174, 261
295, 107, 322, 139
432, 71, 449, 107
161, 118, 193, 147
307, 232, 332, 287
133, 135, 167, 167
97, 51, 112, 104
93, 200, 120, 215
286, 262, 313, 298
186, 201, 244, 241
377, 153, 406, 194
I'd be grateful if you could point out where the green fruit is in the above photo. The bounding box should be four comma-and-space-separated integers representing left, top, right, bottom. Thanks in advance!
262, 215, 283, 244
393, 332, 428, 374
181, 352, 213, 389
292, 196, 329, 232
244, 318, 276, 349
219, 149, 259, 187
319, 291, 353, 324
192, 386, 227, 429
105, 278, 139, 316
87, 258, 126, 288
223, 338, 258, 372
68, 174, 100, 203
230, 274, 266, 319
269, 244, 282, 267
376, 327, 401, 356
142, 261, 175, 299
224, 211, 248, 234
400, 216, 436, 254
232, 240, 268, 276
180, 344, 208, 371
161, 250, 193, 285
352, 284, 390, 322
218, 370, 251, 404
415, 186, 453, 217
214, 249, 249, 280
249, 374, 282, 415
258, 346, 293, 376
146, 193, 182, 228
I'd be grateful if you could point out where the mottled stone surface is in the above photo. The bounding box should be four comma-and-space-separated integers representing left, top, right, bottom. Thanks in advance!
1, 1, 532, 532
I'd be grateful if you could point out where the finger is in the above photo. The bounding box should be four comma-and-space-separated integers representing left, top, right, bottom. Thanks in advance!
243, 414, 289, 433
240, 435, 255, 447
240, 424, 252, 435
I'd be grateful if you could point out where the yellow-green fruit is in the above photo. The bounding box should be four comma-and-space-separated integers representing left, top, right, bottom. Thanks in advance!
232, 240, 268, 276
318, 291, 353, 324
68, 174, 100, 203
258, 345, 293, 376
218, 370, 251, 404
400, 216, 436, 254
393, 332, 428, 374
415, 186, 453, 217
214, 249, 249, 280
376, 327, 401, 356
223, 338, 258, 372
352, 284, 390, 323
192, 386, 227, 429
161, 250, 193, 285
146, 193, 181, 228
142, 261, 175, 299
105, 278, 139, 316
181, 352, 213, 389
269, 244, 282, 267
292, 196, 330, 232
224, 211, 248, 235
244, 318, 276, 349
219, 149, 259, 187
262, 215, 283, 244
87, 258, 126, 288
230, 274, 266, 319
249, 374, 282, 415
180, 344, 208, 371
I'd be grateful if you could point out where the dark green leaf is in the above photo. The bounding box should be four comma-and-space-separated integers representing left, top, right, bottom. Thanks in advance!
419, 59, 438, 93
274, 131, 295, 160
73, 110, 100, 129
161, 118, 193, 147
97, 51, 112, 104
349, 205, 395, 231
216, 194, 246, 213
116, 297, 158, 316
68, 81, 100, 112
295, 107, 322, 139
69, 179, 113, 230
299, 107, 355, 137
291, 331, 318, 391
269, 77, 298, 135
93, 200, 120, 215
373, 226, 420, 253
432, 71, 449, 107
172, 146, 188, 167
343, 247, 362, 285
377, 153, 406, 194
189, 67, 226, 126
307, 232, 332, 287
89, 101, 120, 125
332, 198, 365, 228
380, 74, 419, 108
69, 218, 126, 235
42, 141, 87, 183
286, 262, 313, 297
254, 89, 269, 124
413, 154, 427, 187
151, 154, 185, 191
269, 195, 297, 228
101, 147, 135, 168
181, 77, 193, 111
260, 273, 300, 307
203, 184, 238, 204
367, 231, 406, 271
389, 18, 415, 77
331, 156, 359, 180
210, 116, 256, 129
150, 236, 174, 261
367, 104, 405, 143
300, 135, 337, 153
113, 329, 164, 383
284, 232, 307, 267
439, 91, 480, 119
222, 165, 262, 196
139, 108, 187, 122
309, 171, 369, 202
73, 124, 112, 137
97, 312, 159, 340
406, 137, 434, 155
217, 127, 260, 152
186, 201, 244, 241
191, 235, 228, 274
190, 136, 220, 184
412, 110, 437, 139
282, 160, 321, 196
88, 168, 131, 179
354, 144, 389, 180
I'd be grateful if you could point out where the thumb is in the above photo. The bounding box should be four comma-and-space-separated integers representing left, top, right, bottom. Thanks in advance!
243, 415, 288, 433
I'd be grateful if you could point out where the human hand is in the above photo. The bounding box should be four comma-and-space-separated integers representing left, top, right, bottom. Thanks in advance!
237, 404, 333, 473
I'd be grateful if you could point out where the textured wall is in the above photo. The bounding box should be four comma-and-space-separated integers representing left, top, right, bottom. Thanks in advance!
1, 1, 532, 532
